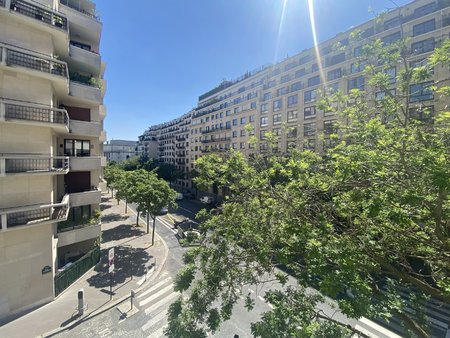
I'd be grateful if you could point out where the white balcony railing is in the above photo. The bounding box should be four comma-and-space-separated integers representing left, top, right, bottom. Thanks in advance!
69, 156, 101, 171
0, 154, 69, 176
0, 195, 69, 231
69, 189, 101, 207
69, 119, 101, 137
69, 81, 101, 103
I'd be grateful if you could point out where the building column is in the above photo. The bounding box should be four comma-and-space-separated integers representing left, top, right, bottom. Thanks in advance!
0, 214, 7, 231
0, 158, 5, 177
0, 101, 5, 121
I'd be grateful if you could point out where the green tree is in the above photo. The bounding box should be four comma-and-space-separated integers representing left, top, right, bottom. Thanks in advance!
133, 169, 177, 244
104, 164, 123, 199
166, 37, 450, 337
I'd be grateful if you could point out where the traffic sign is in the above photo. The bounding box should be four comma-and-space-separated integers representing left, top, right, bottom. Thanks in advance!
108, 248, 114, 273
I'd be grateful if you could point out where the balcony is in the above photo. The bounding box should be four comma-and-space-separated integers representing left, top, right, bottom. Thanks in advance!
69, 189, 101, 207
69, 156, 101, 171
69, 80, 102, 104
57, 222, 101, 247
0, 99, 69, 131
9, 0, 68, 31
69, 120, 101, 137
0, 195, 69, 231
0, 154, 69, 176
69, 44, 101, 75
99, 130, 107, 142
0, 43, 68, 82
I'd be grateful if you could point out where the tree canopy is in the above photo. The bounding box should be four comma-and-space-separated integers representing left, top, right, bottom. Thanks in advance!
166, 36, 450, 337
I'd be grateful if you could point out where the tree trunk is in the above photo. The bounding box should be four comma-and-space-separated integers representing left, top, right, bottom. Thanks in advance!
125, 200, 128, 213
136, 210, 140, 226
152, 215, 156, 246
146, 211, 149, 234
111, 188, 114, 198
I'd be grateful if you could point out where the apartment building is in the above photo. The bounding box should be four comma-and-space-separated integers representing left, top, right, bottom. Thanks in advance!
139, 0, 450, 197
104, 139, 137, 163
0, 0, 106, 319
139, 111, 192, 188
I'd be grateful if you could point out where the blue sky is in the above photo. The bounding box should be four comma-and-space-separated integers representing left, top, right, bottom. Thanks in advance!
96, 0, 411, 141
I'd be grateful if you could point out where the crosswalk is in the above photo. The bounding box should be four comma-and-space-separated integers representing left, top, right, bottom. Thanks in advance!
137, 275, 179, 338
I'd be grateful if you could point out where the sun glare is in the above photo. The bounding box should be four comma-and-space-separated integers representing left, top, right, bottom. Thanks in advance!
307, 0, 327, 90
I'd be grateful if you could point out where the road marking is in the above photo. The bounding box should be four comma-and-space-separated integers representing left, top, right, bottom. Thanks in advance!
138, 277, 172, 299
146, 326, 165, 338
249, 288, 254, 293
358, 317, 402, 337
157, 217, 177, 234
178, 206, 195, 215
98, 328, 112, 337
145, 291, 179, 315
142, 309, 168, 332
140, 284, 175, 307
257, 295, 265, 302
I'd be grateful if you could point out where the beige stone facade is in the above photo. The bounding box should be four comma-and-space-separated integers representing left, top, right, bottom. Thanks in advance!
0, 0, 105, 319
139, 0, 450, 192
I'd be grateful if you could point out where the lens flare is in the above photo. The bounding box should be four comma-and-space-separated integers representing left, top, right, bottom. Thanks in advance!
274, 0, 289, 62
307, 0, 327, 90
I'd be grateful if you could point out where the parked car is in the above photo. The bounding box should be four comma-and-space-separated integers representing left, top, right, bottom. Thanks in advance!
200, 196, 214, 204
176, 193, 183, 201
158, 206, 169, 215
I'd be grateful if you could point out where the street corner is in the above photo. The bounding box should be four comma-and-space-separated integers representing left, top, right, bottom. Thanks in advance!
116, 299, 139, 323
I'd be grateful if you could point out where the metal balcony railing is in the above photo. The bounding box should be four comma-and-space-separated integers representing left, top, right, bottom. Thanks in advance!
60, 0, 99, 20
1, 155, 69, 174
0, 195, 69, 230
10, 0, 68, 30
1, 43, 68, 78
2, 99, 69, 127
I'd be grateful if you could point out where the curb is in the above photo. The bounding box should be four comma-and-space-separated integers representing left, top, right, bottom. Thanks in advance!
39, 197, 170, 338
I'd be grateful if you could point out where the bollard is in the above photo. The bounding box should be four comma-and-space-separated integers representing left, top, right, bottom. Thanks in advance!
130, 289, 136, 310
77, 289, 84, 316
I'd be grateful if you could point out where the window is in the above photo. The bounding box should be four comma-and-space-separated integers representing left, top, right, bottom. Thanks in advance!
273, 99, 282, 111
240, 117, 246, 124
304, 89, 317, 103
271, 68, 281, 76
304, 123, 316, 136
232, 118, 238, 126
350, 60, 367, 74
328, 82, 340, 94
382, 31, 401, 45
410, 58, 434, 74
205, 116, 210, 122
247, 92, 257, 100
231, 143, 236, 149
295, 68, 306, 78
411, 38, 435, 54
260, 117, 268, 127
280, 75, 291, 83
250, 102, 257, 109
261, 103, 268, 113
287, 110, 298, 122
240, 129, 246, 136
325, 53, 345, 67
64, 140, 90, 157
361, 27, 374, 38
413, 19, 435, 36
384, 17, 401, 30
409, 81, 433, 102
226, 110, 231, 116
348, 76, 365, 91
265, 80, 276, 89
273, 113, 282, 124
299, 55, 311, 65
240, 142, 246, 149
263, 92, 272, 101
260, 130, 267, 139
272, 127, 281, 136
232, 130, 238, 138
285, 61, 298, 71
291, 81, 302, 92
375, 89, 396, 102
226, 121, 231, 129
385, 67, 396, 84
304, 106, 316, 119
327, 68, 342, 81
234, 107, 241, 114
287, 94, 298, 107
220, 112, 224, 118
354, 46, 363, 57
311, 63, 319, 72
308, 75, 320, 87
323, 120, 337, 135
287, 127, 297, 138
409, 105, 434, 122
277, 87, 288, 96
414, 3, 436, 17
249, 115, 255, 122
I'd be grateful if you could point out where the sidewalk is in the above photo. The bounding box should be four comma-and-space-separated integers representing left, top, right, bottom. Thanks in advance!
0, 191, 168, 338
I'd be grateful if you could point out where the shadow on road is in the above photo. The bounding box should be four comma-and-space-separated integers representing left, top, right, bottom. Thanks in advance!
102, 223, 145, 243
101, 213, 129, 223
